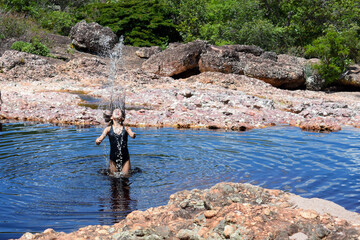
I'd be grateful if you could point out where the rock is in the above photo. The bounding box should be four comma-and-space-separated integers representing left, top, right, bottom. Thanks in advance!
21, 232, 34, 240
199, 45, 305, 89
0, 50, 56, 81
223, 225, 235, 238
243, 58, 305, 89
339, 64, 360, 88
220, 44, 264, 56
199, 45, 248, 74
260, 51, 278, 61
141, 40, 208, 77
136, 46, 162, 58
204, 210, 217, 218
289, 232, 309, 240
305, 74, 325, 91
199, 45, 265, 74
70, 20, 118, 55
176, 229, 200, 240
277, 54, 308, 66
300, 210, 319, 219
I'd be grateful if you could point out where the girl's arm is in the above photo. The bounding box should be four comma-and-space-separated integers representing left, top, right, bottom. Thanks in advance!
96, 126, 110, 145
125, 127, 136, 139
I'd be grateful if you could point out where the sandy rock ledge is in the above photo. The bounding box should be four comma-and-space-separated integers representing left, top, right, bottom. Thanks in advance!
15, 182, 360, 240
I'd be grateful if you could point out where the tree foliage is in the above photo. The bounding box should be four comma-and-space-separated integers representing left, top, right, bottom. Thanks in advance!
76, 0, 181, 47
305, 26, 360, 85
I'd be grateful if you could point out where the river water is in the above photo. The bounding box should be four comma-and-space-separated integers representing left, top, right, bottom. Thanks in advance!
1, 122, 359, 239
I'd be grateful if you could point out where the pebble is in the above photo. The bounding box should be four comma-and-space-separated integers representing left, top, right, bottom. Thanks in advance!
223, 225, 235, 238
204, 210, 218, 218
289, 232, 309, 240
300, 210, 319, 219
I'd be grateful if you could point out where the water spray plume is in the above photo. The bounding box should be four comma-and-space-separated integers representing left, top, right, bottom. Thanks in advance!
100, 36, 126, 123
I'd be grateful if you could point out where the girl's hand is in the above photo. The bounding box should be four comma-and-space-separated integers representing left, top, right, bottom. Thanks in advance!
96, 138, 102, 145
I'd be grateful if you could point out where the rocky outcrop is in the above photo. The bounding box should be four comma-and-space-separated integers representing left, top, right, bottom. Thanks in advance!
141, 42, 307, 89
199, 45, 305, 89
0, 50, 57, 81
141, 40, 208, 77
15, 182, 360, 240
70, 20, 118, 55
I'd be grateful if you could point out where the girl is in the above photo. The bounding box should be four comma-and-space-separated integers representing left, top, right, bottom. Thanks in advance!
96, 108, 136, 177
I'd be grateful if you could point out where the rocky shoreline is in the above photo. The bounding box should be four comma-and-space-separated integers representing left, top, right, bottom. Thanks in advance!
14, 182, 360, 240
1, 47, 360, 132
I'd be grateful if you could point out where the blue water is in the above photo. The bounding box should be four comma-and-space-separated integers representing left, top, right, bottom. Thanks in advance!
1, 122, 360, 239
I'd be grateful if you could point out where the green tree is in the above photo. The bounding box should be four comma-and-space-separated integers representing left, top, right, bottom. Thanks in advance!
305, 26, 360, 85
77, 0, 181, 47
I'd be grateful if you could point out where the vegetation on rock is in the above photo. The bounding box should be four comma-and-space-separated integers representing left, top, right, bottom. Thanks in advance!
11, 38, 51, 57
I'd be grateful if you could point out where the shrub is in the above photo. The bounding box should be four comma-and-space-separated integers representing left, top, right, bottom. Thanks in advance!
305, 26, 360, 85
231, 18, 282, 51
10, 40, 31, 51
38, 10, 76, 36
11, 38, 51, 57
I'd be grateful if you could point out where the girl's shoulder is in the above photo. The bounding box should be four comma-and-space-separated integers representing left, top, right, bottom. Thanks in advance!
104, 126, 111, 133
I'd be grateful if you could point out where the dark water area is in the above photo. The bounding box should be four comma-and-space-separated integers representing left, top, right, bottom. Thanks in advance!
1, 123, 360, 239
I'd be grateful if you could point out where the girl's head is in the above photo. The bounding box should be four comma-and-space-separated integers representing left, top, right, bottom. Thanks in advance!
111, 108, 125, 123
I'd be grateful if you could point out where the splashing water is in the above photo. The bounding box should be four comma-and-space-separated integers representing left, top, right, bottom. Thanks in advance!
98, 36, 126, 114
108, 36, 126, 114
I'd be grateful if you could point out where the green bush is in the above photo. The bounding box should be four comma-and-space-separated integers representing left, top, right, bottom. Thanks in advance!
231, 19, 282, 51
38, 10, 76, 35
11, 38, 51, 57
1, 0, 39, 15
10, 40, 31, 50
305, 26, 360, 85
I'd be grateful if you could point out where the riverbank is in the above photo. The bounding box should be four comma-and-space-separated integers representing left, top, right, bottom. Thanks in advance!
1, 49, 360, 132
14, 182, 360, 239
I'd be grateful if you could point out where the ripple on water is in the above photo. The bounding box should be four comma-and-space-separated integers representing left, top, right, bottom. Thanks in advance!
0, 123, 360, 239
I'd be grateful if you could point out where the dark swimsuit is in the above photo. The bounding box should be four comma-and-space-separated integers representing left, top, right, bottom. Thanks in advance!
108, 125, 129, 170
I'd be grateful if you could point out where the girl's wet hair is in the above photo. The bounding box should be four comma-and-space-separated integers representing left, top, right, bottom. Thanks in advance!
103, 109, 126, 126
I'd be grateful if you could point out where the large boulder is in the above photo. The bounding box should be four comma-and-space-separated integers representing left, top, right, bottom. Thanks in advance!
70, 20, 118, 55
199, 45, 305, 89
243, 58, 305, 89
199, 45, 250, 74
141, 40, 208, 77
